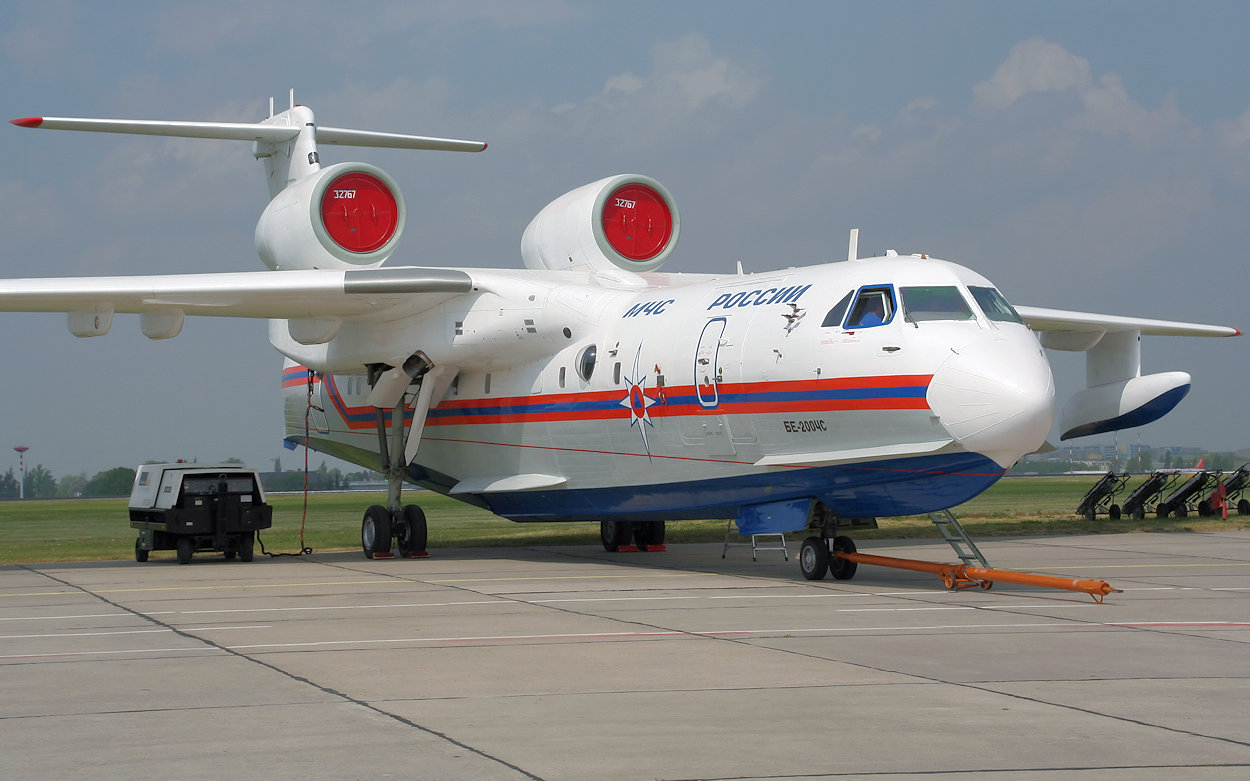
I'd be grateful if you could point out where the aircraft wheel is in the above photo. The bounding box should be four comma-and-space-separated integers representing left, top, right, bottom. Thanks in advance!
1109, 504, 1122, 520
134, 538, 149, 563
362, 505, 392, 558
224, 549, 237, 561
799, 537, 829, 580
1239, 499, 1250, 516
239, 532, 255, 562
633, 521, 665, 548
830, 536, 858, 580
176, 537, 194, 565
398, 505, 428, 558
600, 520, 633, 552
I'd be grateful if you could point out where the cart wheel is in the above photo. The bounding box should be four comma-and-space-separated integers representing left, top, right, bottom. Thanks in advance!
1133, 507, 1145, 520
134, 538, 148, 563
1198, 500, 1212, 517
1173, 508, 1187, 519
176, 537, 194, 565
238, 532, 255, 562
1239, 499, 1250, 516
1109, 504, 1122, 520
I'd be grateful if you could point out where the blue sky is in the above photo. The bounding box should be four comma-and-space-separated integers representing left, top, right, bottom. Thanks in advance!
2, 0, 1248, 477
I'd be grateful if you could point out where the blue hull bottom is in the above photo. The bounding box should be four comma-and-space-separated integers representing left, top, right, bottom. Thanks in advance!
419, 452, 1005, 524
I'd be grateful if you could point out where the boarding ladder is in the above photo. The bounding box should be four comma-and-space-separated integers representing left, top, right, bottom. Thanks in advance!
929, 510, 989, 568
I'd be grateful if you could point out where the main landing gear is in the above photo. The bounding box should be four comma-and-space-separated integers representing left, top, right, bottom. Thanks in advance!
600, 520, 666, 552
359, 356, 446, 560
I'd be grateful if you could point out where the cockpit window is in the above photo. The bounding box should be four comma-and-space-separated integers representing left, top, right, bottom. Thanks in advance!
969, 286, 1024, 324
821, 291, 854, 328
900, 286, 975, 322
844, 286, 895, 328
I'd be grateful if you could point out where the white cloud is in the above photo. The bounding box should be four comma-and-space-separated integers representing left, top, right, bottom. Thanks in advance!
589, 33, 766, 124
973, 37, 1092, 111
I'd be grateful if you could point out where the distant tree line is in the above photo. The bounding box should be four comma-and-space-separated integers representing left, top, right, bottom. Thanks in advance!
0, 465, 137, 499
0, 460, 383, 500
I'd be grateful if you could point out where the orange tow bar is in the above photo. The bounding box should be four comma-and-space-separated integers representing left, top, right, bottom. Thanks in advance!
835, 552, 1121, 603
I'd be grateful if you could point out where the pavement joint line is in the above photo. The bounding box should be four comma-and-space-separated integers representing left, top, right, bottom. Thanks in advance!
13, 565, 543, 778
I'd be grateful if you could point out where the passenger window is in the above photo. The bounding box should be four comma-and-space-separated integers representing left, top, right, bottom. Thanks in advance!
900, 286, 975, 322
845, 286, 895, 328
821, 291, 854, 328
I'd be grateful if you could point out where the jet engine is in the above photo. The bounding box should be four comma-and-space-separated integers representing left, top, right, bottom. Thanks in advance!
521, 174, 680, 274
255, 162, 406, 271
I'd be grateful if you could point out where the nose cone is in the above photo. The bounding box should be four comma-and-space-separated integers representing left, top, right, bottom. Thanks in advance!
927, 339, 1055, 469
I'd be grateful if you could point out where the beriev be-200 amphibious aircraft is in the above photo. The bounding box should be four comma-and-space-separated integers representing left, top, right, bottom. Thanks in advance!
3, 96, 1239, 578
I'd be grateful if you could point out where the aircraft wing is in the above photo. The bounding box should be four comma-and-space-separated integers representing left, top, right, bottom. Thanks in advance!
1016, 306, 1240, 339
0, 267, 474, 323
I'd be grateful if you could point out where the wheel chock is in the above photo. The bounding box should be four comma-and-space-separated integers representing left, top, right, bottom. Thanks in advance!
371, 551, 395, 559
616, 544, 640, 553
403, 550, 430, 559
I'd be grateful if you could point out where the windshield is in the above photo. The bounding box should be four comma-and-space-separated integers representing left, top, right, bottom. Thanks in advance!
900, 286, 975, 322
969, 286, 1025, 324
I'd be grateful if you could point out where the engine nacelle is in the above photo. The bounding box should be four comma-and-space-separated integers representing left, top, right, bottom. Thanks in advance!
521, 174, 680, 274
255, 162, 406, 270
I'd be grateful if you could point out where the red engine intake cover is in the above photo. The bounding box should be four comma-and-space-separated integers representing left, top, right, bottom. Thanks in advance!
319, 171, 399, 253
601, 183, 673, 262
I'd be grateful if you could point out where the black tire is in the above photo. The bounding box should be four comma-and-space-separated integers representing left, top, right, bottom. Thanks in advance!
600, 520, 634, 552
1198, 500, 1212, 517
633, 522, 665, 548
176, 537, 194, 565
830, 535, 858, 580
799, 537, 829, 581
224, 549, 237, 561
134, 538, 149, 563
1109, 504, 1122, 520
1239, 498, 1250, 516
1133, 506, 1145, 520
398, 505, 428, 557
362, 505, 392, 558
238, 532, 255, 562
1157, 505, 1170, 518
1173, 508, 1187, 518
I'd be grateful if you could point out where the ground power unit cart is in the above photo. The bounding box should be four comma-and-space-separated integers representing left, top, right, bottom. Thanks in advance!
130, 463, 273, 564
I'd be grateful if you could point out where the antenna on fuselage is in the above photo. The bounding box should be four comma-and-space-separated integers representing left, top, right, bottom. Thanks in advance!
848, 228, 860, 261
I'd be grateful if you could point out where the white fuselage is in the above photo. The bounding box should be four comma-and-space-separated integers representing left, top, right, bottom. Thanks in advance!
282, 255, 1054, 523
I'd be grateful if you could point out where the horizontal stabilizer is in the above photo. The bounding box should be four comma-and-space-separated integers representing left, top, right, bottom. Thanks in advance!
12, 116, 486, 153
